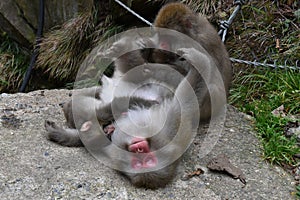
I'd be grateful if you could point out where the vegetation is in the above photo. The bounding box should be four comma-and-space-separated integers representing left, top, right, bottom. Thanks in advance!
225, 0, 299, 66
225, 0, 300, 166
229, 68, 300, 165
0, 33, 29, 92
36, 11, 121, 83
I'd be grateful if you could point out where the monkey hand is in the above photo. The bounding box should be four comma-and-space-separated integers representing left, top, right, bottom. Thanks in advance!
99, 41, 125, 59
177, 48, 201, 63
176, 48, 212, 77
136, 37, 155, 49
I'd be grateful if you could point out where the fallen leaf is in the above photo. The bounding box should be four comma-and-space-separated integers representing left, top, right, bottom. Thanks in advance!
207, 154, 246, 184
181, 168, 204, 181
271, 105, 286, 117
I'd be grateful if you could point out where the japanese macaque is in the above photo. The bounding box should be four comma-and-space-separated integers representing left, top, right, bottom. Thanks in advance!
45, 2, 231, 189
45, 87, 159, 146
45, 46, 217, 189
153, 2, 232, 93
142, 2, 232, 121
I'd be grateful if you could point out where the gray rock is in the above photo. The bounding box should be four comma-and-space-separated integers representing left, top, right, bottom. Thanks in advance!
0, 89, 295, 199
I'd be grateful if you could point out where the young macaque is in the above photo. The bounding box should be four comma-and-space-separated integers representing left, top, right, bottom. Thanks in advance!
45, 88, 159, 147
98, 47, 209, 189
45, 45, 218, 189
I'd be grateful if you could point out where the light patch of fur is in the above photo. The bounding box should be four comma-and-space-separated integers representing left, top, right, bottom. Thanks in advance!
114, 99, 175, 139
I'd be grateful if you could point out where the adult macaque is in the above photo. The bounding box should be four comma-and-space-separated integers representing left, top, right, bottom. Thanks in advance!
144, 2, 232, 121
155, 2, 232, 90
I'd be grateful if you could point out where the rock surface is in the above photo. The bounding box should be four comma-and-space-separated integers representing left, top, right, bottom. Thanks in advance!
0, 89, 296, 199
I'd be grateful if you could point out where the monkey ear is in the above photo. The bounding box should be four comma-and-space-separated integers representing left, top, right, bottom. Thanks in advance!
183, 14, 198, 30
80, 121, 92, 132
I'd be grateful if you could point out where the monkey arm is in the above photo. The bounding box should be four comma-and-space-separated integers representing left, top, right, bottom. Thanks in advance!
176, 47, 227, 121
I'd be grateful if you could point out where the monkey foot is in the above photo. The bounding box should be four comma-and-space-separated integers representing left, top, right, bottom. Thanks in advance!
44, 120, 59, 131
103, 123, 115, 140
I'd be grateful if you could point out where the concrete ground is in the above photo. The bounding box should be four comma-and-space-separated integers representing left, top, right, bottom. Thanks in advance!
0, 89, 296, 199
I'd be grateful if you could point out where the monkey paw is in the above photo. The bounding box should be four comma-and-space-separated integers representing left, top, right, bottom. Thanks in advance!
44, 120, 62, 142
177, 48, 198, 61
100, 44, 122, 59
136, 37, 154, 49
44, 120, 59, 132
177, 48, 210, 74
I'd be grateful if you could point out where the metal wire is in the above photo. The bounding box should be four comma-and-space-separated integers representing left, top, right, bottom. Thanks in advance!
230, 58, 300, 70
219, 0, 299, 71
113, 0, 153, 26
218, 0, 247, 42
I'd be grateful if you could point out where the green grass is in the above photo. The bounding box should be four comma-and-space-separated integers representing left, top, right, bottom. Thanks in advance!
226, 0, 300, 168
229, 68, 300, 165
0, 34, 29, 92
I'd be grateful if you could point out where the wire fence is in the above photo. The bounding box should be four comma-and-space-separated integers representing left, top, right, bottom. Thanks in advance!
113, 0, 300, 71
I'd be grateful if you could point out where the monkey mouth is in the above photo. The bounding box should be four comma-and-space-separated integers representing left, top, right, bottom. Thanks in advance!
129, 138, 150, 153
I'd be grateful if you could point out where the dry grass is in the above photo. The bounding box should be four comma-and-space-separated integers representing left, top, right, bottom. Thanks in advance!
225, 0, 299, 66
36, 9, 120, 82
0, 35, 29, 92
183, 0, 219, 15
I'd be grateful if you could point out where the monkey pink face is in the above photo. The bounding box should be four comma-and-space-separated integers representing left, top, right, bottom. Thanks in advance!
129, 138, 158, 169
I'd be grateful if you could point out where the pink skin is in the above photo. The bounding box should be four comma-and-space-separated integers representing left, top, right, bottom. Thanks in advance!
103, 124, 115, 136
160, 41, 170, 51
129, 138, 158, 169
129, 138, 150, 153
